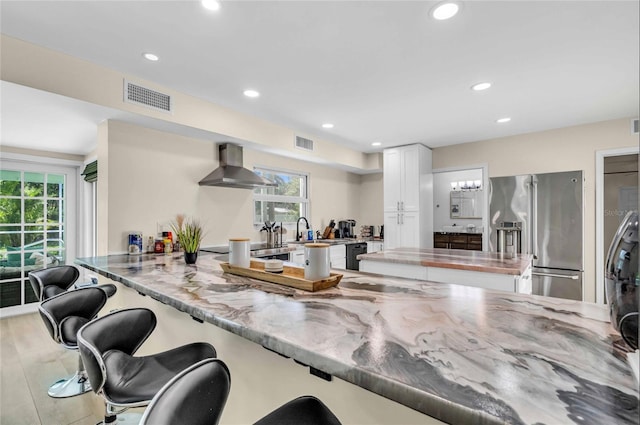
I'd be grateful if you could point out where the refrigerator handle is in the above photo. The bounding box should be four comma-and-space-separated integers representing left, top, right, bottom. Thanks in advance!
531, 179, 538, 260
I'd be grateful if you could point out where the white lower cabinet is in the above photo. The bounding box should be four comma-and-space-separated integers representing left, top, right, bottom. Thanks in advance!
366, 241, 384, 253
330, 245, 346, 270
384, 211, 420, 249
359, 260, 532, 295
289, 249, 305, 266
289, 244, 346, 270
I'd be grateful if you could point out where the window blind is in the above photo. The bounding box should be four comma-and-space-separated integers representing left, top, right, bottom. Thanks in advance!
81, 160, 97, 183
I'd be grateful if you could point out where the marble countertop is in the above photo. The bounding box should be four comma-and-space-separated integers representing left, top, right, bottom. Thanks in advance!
358, 247, 533, 275
76, 253, 638, 425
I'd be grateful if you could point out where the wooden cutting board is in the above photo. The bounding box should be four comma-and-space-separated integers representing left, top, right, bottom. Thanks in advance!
220, 261, 342, 292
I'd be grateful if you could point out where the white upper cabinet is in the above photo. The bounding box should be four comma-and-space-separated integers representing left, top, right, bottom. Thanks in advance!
383, 144, 433, 249
384, 145, 431, 212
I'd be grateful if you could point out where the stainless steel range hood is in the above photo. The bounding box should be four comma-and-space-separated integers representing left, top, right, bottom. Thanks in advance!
198, 143, 277, 189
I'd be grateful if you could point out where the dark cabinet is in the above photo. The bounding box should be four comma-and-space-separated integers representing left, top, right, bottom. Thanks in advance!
434, 232, 483, 251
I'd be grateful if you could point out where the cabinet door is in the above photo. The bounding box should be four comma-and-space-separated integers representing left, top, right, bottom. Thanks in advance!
331, 258, 346, 270
399, 211, 420, 248
467, 234, 483, 251
383, 149, 402, 211
383, 211, 401, 250
400, 146, 421, 211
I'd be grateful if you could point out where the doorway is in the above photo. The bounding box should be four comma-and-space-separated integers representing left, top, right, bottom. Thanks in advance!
596, 148, 639, 304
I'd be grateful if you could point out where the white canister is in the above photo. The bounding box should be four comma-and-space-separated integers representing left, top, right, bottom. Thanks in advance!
304, 243, 331, 281
229, 238, 251, 268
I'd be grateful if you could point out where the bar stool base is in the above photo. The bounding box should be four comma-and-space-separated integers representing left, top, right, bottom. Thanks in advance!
47, 372, 91, 398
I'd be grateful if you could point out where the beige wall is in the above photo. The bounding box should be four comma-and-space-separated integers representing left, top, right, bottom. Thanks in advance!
1, 34, 376, 172
102, 120, 365, 254
432, 117, 639, 302
358, 173, 384, 228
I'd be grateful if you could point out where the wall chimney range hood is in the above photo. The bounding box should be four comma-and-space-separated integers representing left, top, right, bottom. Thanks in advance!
198, 143, 277, 189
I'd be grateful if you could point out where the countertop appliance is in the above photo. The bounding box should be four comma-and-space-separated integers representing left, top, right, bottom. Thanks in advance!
605, 210, 638, 350
346, 242, 367, 271
489, 171, 584, 300
338, 220, 357, 239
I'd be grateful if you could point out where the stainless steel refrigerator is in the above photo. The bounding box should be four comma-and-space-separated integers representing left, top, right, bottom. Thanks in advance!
489, 171, 584, 300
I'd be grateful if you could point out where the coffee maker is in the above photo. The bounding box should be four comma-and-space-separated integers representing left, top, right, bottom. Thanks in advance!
338, 220, 356, 238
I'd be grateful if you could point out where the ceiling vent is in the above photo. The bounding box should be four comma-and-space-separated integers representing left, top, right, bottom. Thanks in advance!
632, 118, 639, 135
124, 79, 172, 113
295, 135, 314, 151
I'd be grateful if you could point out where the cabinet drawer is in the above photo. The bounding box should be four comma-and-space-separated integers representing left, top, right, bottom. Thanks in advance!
450, 242, 467, 249
434, 242, 449, 249
449, 234, 468, 244
433, 233, 449, 242
467, 244, 483, 251
467, 234, 483, 244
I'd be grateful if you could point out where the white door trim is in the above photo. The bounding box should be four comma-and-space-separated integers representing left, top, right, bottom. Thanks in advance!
595, 147, 639, 304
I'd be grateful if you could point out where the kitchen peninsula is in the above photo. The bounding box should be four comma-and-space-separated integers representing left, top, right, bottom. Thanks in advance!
359, 248, 533, 294
75, 253, 637, 425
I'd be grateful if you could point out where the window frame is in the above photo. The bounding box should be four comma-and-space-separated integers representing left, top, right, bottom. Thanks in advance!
252, 166, 310, 226
0, 157, 77, 314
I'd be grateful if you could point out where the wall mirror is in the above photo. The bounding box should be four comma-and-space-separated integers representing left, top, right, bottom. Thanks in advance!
450, 191, 483, 218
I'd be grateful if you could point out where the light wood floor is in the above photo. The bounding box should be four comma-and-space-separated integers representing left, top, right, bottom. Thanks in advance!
0, 312, 104, 425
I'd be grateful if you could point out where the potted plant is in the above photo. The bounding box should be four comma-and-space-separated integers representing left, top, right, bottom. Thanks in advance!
171, 214, 204, 264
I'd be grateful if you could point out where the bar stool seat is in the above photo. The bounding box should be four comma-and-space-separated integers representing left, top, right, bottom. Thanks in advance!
77, 308, 217, 424
38, 286, 108, 397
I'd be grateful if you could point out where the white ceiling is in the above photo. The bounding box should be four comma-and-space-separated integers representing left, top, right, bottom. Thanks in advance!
1, 0, 638, 156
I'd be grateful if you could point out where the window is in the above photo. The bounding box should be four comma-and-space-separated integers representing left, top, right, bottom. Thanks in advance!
0, 170, 66, 307
0, 160, 76, 311
253, 168, 308, 225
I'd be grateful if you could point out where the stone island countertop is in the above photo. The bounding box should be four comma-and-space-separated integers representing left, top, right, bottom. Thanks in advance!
358, 247, 533, 275
75, 253, 638, 425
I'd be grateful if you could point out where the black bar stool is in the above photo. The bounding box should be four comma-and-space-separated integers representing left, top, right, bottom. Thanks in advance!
29, 264, 117, 300
254, 396, 343, 425
29, 265, 80, 301
38, 286, 108, 397
138, 356, 342, 425
77, 308, 217, 424
139, 358, 231, 425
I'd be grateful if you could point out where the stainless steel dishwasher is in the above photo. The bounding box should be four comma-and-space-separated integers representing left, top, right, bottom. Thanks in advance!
346, 243, 367, 270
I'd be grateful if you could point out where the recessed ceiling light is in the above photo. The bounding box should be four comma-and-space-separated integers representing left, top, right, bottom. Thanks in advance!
143, 53, 159, 62
471, 82, 492, 91
243, 89, 260, 98
371, 142, 382, 147
322, 123, 334, 129
496, 117, 511, 123
431, 2, 460, 20
201, 0, 221, 11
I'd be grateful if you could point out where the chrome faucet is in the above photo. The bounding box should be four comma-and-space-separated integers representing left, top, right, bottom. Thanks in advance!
296, 217, 309, 241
